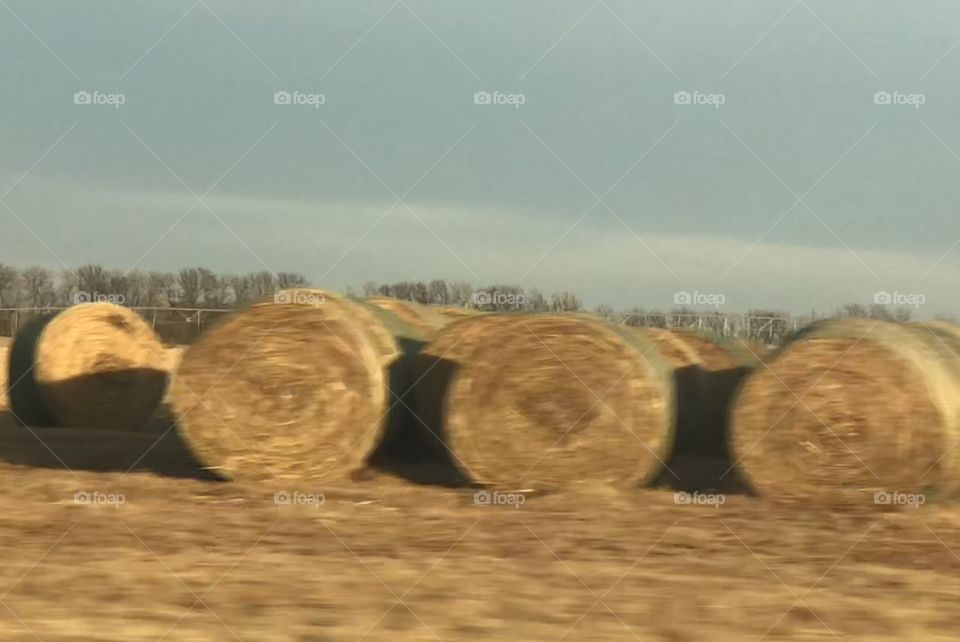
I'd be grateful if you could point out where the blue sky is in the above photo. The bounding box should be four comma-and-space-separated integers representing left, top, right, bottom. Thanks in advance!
1, 0, 959, 314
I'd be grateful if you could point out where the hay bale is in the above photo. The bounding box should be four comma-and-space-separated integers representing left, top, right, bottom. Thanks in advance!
170, 289, 404, 481
633, 328, 703, 367
365, 297, 448, 338
412, 313, 675, 488
7, 304, 167, 430
634, 328, 761, 371
162, 346, 186, 373
731, 318, 960, 503
0, 337, 9, 408
434, 306, 482, 321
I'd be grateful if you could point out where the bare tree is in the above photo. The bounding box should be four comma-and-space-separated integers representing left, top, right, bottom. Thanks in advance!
277, 272, 308, 289
76, 264, 110, 295
0, 264, 19, 307
550, 290, 582, 312
362, 281, 379, 297
55, 269, 79, 306
448, 281, 473, 307
107, 270, 130, 304
227, 274, 255, 305
178, 268, 202, 306
427, 279, 449, 305
20, 267, 55, 307
146, 271, 174, 306
199, 268, 228, 307
122, 270, 150, 307
594, 304, 615, 321
251, 271, 277, 298
524, 289, 549, 312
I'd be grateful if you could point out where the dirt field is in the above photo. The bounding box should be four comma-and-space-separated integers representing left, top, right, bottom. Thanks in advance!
0, 413, 957, 641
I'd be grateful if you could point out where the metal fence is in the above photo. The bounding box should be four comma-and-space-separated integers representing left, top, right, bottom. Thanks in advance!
601, 313, 812, 346
0, 307, 810, 346
0, 307, 231, 345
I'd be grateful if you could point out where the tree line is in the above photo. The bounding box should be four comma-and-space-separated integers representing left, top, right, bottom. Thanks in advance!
0, 265, 936, 330
0, 264, 308, 308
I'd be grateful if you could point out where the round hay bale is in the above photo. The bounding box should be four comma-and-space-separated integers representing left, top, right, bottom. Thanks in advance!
434, 306, 482, 321
170, 289, 403, 481
633, 328, 761, 371
0, 337, 10, 408
633, 328, 703, 367
162, 345, 186, 373
412, 313, 675, 489
731, 318, 960, 503
7, 304, 166, 430
365, 297, 448, 338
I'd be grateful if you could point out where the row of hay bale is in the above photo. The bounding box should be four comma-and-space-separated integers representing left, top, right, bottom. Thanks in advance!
9, 294, 958, 506
3, 294, 758, 490
167, 293, 760, 487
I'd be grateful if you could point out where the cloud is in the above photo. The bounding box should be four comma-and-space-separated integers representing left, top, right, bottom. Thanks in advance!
3, 174, 955, 315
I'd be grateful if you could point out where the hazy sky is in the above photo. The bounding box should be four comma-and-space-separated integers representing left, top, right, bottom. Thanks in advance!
1, 0, 959, 314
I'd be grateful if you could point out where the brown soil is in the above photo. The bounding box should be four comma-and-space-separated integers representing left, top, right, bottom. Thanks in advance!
0, 406, 958, 641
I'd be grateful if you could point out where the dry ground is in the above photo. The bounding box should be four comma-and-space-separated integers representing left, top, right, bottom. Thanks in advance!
0, 425, 958, 641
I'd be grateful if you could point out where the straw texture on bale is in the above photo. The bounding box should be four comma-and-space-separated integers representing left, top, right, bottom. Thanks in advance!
731, 318, 960, 502
634, 328, 762, 371
434, 306, 482, 321
412, 314, 675, 488
365, 297, 448, 339
0, 338, 9, 408
170, 289, 403, 481
8, 304, 167, 430
633, 328, 702, 368
162, 346, 186, 373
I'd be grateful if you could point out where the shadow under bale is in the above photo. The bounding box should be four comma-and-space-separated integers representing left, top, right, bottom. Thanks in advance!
365, 353, 473, 488
649, 364, 755, 495
6, 314, 57, 427
0, 401, 221, 480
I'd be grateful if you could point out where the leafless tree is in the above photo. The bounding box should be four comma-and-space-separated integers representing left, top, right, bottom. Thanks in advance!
178, 268, 202, 306
277, 272, 307, 289
0, 264, 19, 307
550, 290, 582, 312
76, 264, 110, 295
20, 266, 55, 307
